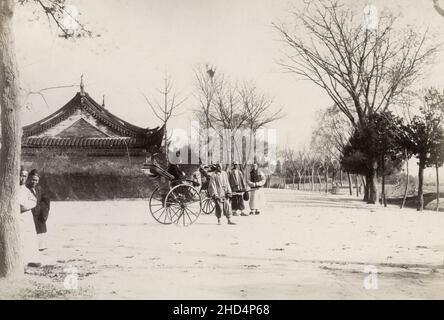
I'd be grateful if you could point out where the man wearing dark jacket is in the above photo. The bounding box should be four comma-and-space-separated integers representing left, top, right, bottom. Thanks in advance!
27, 169, 51, 251
228, 161, 247, 216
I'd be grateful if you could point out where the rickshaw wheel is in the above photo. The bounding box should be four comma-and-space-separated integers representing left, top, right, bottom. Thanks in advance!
201, 191, 216, 215
149, 186, 174, 224
164, 184, 202, 226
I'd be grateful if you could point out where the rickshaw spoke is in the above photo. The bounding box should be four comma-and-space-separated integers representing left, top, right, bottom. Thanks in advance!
175, 208, 184, 225
163, 208, 170, 223
156, 208, 167, 221
166, 207, 177, 223
165, 201, 181, 206
151, 203, 163, 207
169, 206, 182, 220
184, 206, 199, 218
152, 206, 164, 215
184, 209, 193, 224
183, 205, 197, 216
174, 208, 184, 225
168, 207, 180, 222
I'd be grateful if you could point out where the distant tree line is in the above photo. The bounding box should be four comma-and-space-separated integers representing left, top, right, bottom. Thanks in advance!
273, 0, 443, 210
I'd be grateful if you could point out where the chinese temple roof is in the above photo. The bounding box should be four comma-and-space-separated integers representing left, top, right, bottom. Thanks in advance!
22, 91, 164, 150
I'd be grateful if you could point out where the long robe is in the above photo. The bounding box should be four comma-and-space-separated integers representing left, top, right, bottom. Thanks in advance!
29, 186, 50, 234
18, 185, 39, 264
247, 169, 266, 211
228, 169, 246, 211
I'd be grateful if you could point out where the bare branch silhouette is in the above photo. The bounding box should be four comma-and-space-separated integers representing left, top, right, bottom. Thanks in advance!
433, 0, 444, 18
142, 73, 187, 163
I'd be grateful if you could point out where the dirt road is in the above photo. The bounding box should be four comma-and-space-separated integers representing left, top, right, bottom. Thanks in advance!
1, 189, 444, 299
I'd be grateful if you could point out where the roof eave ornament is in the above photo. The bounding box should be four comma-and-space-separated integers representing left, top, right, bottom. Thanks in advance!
80, 74, 85, 97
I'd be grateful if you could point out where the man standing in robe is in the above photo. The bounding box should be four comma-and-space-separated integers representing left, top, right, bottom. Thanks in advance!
19, 168, 40, 267
27, 170, 51, 251
228, 161, 247, 216
247, 162, 266, 215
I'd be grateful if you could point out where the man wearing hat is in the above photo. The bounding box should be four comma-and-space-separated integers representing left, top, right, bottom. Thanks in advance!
19, 168, 37, 213
27, 169, 51, 251
167, 150, 186, 187
19, 168, 40, 267
208, 163, 236, 225
247, 162, 266, 215
228, 161, 247, 216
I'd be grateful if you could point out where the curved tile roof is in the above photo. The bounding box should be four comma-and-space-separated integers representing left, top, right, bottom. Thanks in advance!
23, 137, 139, 148
22, 92, 165, 149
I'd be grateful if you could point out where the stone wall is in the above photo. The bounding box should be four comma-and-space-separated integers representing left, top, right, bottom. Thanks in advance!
21, 148, 157, 200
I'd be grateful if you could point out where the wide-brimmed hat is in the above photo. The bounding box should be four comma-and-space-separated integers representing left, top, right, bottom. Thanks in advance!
29, 169, 39, 178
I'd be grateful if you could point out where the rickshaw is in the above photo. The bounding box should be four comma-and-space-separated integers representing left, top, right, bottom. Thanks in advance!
141, 161, 215, 226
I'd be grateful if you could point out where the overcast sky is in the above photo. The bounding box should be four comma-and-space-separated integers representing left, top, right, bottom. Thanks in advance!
14, 0, 444, 172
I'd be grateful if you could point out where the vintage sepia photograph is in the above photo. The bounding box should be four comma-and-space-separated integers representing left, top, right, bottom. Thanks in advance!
1, 0, 444, 301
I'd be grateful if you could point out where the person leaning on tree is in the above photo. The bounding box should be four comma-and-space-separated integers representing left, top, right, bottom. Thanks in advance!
19, 168, 40, 268
26, 169, 51, 252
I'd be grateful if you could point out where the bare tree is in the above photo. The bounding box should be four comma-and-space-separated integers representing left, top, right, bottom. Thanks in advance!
211, 79, 248, 165
1, 0, 92, 277
433, 0, 444, 18
194, 64, 222, 163
194, 67, 283, 168
310, 132, 331, 193
142, 73, 186, 164
295, 148, 307, 190
281, 148, 298, 189
274, 0, 438, 203
311, 106, 352, 193
304, 151, 317, 191
239, 82, 283, 166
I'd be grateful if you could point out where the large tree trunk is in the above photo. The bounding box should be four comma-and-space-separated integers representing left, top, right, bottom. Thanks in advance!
362, 175, 369, 202
311, 166, 315, 191
417, 157, 426, 211
436, 162, 440, 212
381, 155, 387, 207
401, 151, 409, 209
340, 170, 343, 187
339, 169, 343, 187
355, 174, 359, 197
0, 0, 23, 278
347, 172, 352, 196
332, 168, 337, 188
297, 173, 301, 190
367, 162, 378, 204
302, 172, 307, 191
324, 165, 328, 193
